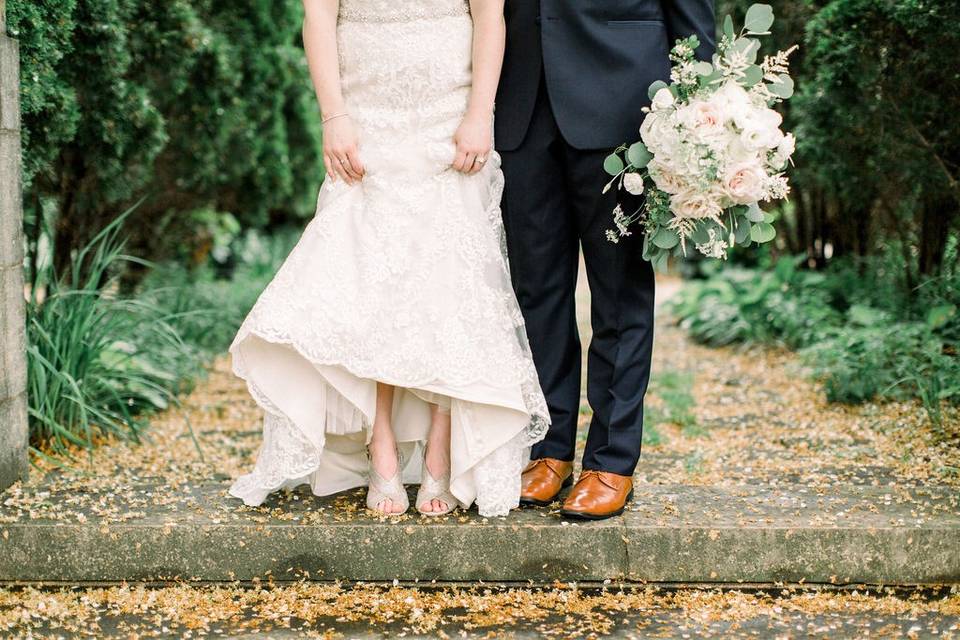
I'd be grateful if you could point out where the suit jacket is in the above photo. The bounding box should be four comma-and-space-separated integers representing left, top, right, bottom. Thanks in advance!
495, 0, 716, 151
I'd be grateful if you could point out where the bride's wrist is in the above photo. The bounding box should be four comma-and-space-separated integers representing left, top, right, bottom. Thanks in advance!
464, 106, 493, 122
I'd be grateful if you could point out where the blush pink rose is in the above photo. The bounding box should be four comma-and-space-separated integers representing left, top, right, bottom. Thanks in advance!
693, 101, 723, 128
648, 160, 685, 195
724, 163, 767, 204
671, 188, 724, 220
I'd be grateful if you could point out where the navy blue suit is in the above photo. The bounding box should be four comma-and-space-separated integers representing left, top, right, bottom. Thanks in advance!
496, 0, 715, 475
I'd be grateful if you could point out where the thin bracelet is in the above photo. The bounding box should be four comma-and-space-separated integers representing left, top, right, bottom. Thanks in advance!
322, 112, 349, 124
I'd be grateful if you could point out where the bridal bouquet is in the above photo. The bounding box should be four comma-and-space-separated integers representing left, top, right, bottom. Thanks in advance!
604, 4, 797, 269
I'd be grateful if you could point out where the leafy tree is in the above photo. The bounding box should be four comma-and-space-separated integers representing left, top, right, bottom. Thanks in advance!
8, 0, 324, 276
795, 0, 960, 278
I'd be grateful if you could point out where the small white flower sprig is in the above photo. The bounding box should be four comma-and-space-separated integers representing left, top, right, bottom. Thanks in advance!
603, 4, 798, 270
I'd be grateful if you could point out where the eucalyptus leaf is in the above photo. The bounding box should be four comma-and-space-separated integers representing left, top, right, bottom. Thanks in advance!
694, 61, 715, 76
744, 3, 775, 34
763, 211, 776, 224
627, 142, 653, 168
750, 222, 776, 243
733, 38, 760, 64
769, 74, 795, 99
745, 203, 765, 222
647, 80, 669, 101
723, 14, 735, 40
699, 69, 724, 87
652, 250, 670, 272
603, 153, 625, 176
652, 226, 681, 249
734, 219, 752, 243
690, 224, 712, 245
742, 65, 763, 87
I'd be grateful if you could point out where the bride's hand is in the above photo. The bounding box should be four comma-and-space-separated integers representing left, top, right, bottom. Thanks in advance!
323, 116, 365, 184
452, 112, 492, 175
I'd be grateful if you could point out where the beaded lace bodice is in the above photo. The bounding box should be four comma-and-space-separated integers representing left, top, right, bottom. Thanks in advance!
339, 0, 469, 23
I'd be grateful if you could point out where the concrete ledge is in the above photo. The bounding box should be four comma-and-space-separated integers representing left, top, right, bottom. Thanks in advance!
2, 484, 957, 585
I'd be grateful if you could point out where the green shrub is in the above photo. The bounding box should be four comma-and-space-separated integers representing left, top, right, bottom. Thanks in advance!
26, 210, 203, 458
9, 0, 324, 274
144, 227, 299, 356
671, 255, 959, 428
25, 208, 295, 459
671, 257, 840, 348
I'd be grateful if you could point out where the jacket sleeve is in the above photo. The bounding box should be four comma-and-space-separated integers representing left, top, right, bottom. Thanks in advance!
663, 0, 717, 61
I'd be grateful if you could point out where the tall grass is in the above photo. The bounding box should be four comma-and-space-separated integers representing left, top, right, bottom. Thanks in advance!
26, 209, 203, 459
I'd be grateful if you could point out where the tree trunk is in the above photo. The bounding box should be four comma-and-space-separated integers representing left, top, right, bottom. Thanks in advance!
918, 196, 958, 276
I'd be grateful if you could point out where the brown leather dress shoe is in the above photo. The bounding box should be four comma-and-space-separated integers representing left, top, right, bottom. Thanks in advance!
560, 470, 633, 520
520, 458, 574, 506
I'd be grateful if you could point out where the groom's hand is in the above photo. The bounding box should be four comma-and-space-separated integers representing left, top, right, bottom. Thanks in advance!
453, 112, 492, 175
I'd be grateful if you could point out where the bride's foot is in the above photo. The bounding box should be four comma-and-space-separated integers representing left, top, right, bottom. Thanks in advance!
417, 409, 457, 515
367, 433, 408, 515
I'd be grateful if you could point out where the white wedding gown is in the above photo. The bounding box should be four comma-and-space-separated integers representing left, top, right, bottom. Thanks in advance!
228, 0, 549, 517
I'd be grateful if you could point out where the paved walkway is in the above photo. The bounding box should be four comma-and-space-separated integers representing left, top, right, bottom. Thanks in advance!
1, 277, 958, 585
2, 275, 959, 636
3, 583, 959, 638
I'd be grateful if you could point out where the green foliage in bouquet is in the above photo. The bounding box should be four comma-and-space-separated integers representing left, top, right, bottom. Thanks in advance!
603, 4, 796, 271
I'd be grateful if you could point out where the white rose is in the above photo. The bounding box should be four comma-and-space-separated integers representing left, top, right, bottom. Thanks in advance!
738, 108, 784, 149
639, 113, 659, 150
713, 81, 752, 122
622, 172, 645, 196
724, 162, 767, 204
777, 133, 796, 159
651, 87, 676, 111
724, 136, 756, 166
741, 127, 782, 150
640, 112, 679, 155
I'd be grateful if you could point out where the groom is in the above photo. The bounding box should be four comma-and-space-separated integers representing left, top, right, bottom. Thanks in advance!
497, 0, 715, 519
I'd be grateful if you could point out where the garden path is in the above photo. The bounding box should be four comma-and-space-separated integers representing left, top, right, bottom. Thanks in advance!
2, 274, 959, 636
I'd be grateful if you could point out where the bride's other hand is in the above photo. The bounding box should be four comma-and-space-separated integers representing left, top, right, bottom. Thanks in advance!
323, 115, 365, 184
452, 113, 492, 175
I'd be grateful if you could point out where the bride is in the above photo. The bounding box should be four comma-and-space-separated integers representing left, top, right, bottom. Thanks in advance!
228, 0, 549, 518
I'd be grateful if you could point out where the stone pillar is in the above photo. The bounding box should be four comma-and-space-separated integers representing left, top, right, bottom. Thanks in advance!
0, 0, 28, 491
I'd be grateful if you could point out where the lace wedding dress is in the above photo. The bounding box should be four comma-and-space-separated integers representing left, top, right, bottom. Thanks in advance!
228, 0, 549, 517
